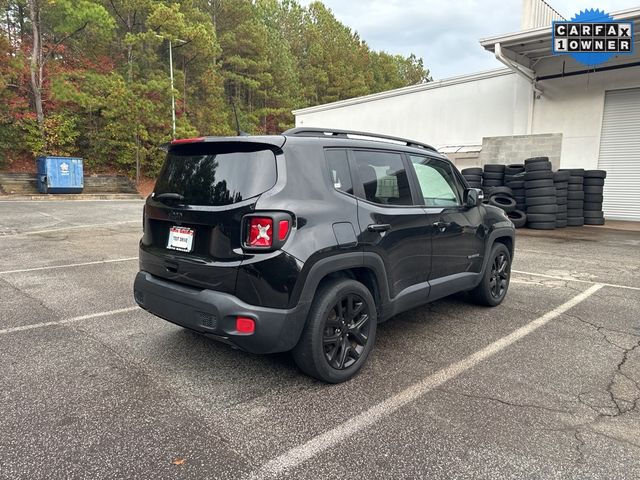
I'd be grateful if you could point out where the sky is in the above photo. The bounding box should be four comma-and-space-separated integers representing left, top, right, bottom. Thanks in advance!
298, 0, 640, 79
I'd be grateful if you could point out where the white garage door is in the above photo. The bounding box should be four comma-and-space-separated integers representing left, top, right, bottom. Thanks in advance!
598, 88, 640, 221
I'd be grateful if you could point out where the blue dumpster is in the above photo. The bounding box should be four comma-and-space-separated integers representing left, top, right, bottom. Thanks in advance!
36, 156, 84, 194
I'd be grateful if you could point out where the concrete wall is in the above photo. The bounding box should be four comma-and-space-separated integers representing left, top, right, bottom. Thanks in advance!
294, 69, 531, 149
479, 133, 562, 168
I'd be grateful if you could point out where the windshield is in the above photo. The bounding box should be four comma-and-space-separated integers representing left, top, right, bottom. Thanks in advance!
154, 146, 277, 206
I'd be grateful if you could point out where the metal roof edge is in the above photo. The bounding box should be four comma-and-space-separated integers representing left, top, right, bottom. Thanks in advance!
292, 68, 513, 116
480, 7, 640, 49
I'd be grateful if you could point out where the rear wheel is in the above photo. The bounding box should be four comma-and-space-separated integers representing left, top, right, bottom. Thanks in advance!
293, 279, 377, 383
469, 243, 511, 306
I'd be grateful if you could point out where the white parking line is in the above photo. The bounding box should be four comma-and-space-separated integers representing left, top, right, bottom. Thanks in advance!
513, 269, 640, 292
0, 257, 138, 275
0, 307, 139, 336
0, 220, 139, 237
249, 283, 604, 480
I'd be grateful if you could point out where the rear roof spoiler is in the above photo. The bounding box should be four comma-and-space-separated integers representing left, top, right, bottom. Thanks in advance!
164, 135, 286, 151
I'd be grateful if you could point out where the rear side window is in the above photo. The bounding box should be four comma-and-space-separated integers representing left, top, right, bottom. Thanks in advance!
155, 146, 277, 206
325, 149, 353, 194
353, 150, 412, 205
409, 155, 462, 206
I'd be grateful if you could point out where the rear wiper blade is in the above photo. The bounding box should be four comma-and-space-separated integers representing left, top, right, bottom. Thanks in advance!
154, 192, 185, 203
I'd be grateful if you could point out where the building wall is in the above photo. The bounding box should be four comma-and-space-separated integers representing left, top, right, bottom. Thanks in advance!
479, 133, 562, 168
530, 52, 640, 169
294, 70, 531, 149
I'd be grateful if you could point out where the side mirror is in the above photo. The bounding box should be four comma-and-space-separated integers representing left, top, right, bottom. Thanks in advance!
465, 188, 483, 208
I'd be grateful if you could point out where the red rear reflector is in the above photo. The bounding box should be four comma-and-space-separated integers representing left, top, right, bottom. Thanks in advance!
247, 217, 273, 247
278, 220, 290, 241
170, 137, 205, 145
236, 317, 255, 334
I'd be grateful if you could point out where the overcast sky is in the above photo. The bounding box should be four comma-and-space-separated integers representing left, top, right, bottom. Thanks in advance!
299, 1, 639, 79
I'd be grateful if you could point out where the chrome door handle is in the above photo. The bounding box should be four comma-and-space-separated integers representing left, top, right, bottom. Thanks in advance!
367, 223, 391, 232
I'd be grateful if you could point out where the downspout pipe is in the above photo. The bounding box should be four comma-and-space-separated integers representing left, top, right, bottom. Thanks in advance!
494, 43, 543, 95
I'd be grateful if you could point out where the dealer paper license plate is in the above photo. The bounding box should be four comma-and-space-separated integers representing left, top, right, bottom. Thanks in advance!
167, 226, 194, 252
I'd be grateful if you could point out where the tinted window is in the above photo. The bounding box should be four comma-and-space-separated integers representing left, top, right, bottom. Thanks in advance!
409, 156, 462, 206
155, 147, 277, 206
353, 150, 412, 205
325, 149, 353, 195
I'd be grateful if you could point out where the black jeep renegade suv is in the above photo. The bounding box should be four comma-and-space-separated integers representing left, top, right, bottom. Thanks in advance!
134, 128, 515, 383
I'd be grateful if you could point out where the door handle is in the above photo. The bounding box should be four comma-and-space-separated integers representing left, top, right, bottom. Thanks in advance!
433, 221, 448, 232
367, 223, 391, 232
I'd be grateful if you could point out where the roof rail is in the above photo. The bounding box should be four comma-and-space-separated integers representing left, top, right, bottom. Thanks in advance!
282, 127, 438, 152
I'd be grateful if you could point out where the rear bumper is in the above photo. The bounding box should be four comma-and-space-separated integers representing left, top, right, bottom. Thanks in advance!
133, 271, 309, 354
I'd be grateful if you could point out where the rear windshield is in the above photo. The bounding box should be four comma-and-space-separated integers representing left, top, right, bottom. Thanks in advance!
154, 145, 277, 206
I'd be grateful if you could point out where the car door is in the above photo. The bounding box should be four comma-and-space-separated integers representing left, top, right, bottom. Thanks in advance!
406, 155, 485, 282
350, 149, 432, 300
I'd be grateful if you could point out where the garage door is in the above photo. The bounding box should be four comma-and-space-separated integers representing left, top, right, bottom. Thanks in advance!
598, 88, 640, 221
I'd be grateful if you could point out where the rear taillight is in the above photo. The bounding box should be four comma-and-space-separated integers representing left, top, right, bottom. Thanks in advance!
242, 213, 293, 250
247, 217, 273, 247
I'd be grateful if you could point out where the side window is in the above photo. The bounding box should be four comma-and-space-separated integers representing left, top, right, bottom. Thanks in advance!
353, 150, 413, 205
409, 155, 464, 207
325, 149, 353, 195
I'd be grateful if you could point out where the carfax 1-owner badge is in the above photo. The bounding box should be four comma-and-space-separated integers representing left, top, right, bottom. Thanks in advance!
553, 8, 634, 65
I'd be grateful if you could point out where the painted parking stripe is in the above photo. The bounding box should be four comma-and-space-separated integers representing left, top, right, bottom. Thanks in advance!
0, 307, 139, 336
513, 269, 640, 292
0, 257, 138, 275
249, 283, 604, 480
0, 220, 139, 237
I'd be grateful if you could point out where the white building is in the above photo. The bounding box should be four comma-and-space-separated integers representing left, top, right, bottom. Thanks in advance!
293, 1, 640, 221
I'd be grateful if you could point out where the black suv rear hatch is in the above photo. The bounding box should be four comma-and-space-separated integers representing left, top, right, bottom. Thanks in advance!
140, 137, 284, 294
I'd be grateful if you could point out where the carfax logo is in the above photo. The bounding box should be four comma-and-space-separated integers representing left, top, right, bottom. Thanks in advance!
553, 9, 634, 65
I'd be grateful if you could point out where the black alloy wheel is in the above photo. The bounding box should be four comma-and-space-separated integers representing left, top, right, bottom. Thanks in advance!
489, 252, 510, 300
323, 294, 371, 370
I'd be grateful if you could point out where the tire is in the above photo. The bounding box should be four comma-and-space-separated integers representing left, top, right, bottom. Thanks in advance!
484, 186, 513, 196
527, 213, 556, 223
560, 168, 585, 176
462, 167, 483, 175
567, 209, 584, 217
556, 219, 568, 228
527, 204, 558, 214
525, 187, 556, 198
584, 178, 605, 187
568, 176, 584, 184
484, 164, 505, 173
567, 217, 584, 226
583, 186, 603, 194
584, 211, 604, 219
554, 182, 569, 189
463, 174, 483, 182
584, 217, 605, 225
567, 184, 583, 191
489, 194, 516, 212
525, 161, 552, 172
525, 179, 554, 189
553, 171, 570, 182
524, 156, 549, 164
557, 204, 568, 213
507, 209, 526, 228
525, 195, 556, 206
506, 180, 525, 189
584, 170, 606, 179
557, 197, 568, 205
527, 222, 556, 230
584, 194, 603, 203
483, 172, 504, 180
505, 165, 524, 175
483, 180, 502, 187
468, 243, 511, 307
292, 279, 377, 383
583, 202, 603, 210
524, 170, 554, 180
567, 200, 583, 209
568, 191, 585, 200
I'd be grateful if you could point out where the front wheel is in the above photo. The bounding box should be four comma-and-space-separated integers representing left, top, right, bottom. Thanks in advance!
293, 279, 377, 383
469, 243, 511, 306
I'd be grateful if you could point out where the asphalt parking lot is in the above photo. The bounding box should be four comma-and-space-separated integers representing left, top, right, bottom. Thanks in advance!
1, 200, 639, 480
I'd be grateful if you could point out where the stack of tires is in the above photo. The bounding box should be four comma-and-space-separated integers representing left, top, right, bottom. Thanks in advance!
482, 165, 505, 192
485, 186, 526, 228
553, 170, 570, 228
504, 164, 526, 212
561, 169, 585, 226
524, 157, 556, 230
461, 167, 483, 189
583, 170, 606, 225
